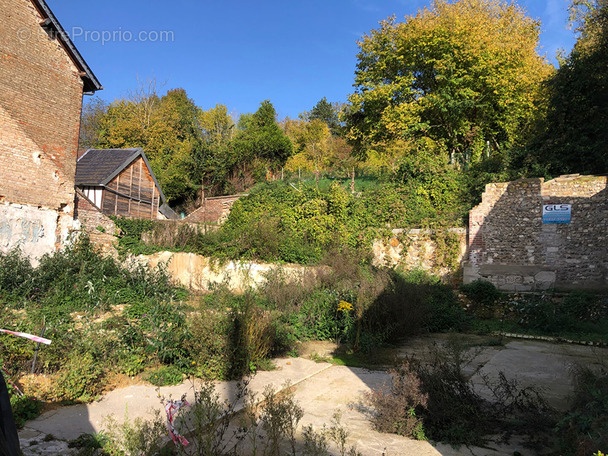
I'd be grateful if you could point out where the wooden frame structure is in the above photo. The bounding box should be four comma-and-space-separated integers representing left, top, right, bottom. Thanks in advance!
76, 148, 170, 220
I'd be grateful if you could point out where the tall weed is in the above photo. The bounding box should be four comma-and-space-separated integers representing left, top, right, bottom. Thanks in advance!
557, 363, 608, 455
368, 338, 556, 447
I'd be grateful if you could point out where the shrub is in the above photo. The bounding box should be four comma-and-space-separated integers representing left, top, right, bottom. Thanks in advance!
143, 365, 184, 386
171, 378, 252, 456
366, 362, 428, 439
101, 411, 169, 456
186, 310, 232, 380
412, 344, 489, 445
361, 269, 467, 347
259, 384, 304, 456
111, 216, 158, 256
183, 180, 469, 265
56, 352, 105, 402
460, 279, 503, 308
135, 300, 192, 366
229, 295, 279, 376
260, 267, 318, 311
291, 290, 349, 342
0, 249, 35, 304
561, 291, 602, 321
557, 364, 608, 455
9, 388, 42, 428
366, 338, 557, 447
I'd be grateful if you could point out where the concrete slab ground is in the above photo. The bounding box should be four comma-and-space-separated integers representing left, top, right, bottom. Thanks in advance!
18, 336, 607, 456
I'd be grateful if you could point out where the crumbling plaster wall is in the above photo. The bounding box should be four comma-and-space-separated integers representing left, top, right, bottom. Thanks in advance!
143, 251, 321, 293
0, 202, 65, 262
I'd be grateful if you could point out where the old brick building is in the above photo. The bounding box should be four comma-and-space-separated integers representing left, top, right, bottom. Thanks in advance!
0, 0, 102, 260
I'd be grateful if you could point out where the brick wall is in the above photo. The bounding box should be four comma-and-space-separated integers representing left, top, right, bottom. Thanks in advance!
465, 174, 608, 291
0, 0, 85, 254
184, 195, 243, 225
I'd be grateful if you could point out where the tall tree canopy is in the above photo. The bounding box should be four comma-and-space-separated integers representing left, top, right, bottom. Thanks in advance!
528, 0, 608, 175
233, 100, 293, 169
95, 88, 203, 205
343, 0, 552, 165
189, 104, 236, 196
79, 97, 109, 150
305, 97, 343, 136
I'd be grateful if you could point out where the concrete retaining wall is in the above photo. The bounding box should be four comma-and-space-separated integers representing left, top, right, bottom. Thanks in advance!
142, 229, 467, 292
143, 251, 318, 292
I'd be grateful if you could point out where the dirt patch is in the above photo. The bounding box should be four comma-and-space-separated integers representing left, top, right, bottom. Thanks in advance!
296, 340, 339, 358
102, 372, 146, 393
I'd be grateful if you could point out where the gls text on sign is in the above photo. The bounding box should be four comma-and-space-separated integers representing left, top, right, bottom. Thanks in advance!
542, 204, 571, 224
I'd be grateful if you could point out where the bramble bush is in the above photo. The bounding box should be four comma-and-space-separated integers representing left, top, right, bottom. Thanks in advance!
178, 179, 468, 265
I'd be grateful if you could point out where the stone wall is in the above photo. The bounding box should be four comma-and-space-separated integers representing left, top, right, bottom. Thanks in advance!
0, 0, 86, 255
372, 228, 467, 279
465, 174, 608, 291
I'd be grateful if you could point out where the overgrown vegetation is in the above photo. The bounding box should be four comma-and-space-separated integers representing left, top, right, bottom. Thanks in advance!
367, 335, 608, 455
462, 280, 608, 343
2, 237, 606, 452
0, 238, 466, 426
114, 178, 468, 265
367, 338, 557, 449
70, 379, 361, 456
556, 363, 608, 455
0, 238, 189, 410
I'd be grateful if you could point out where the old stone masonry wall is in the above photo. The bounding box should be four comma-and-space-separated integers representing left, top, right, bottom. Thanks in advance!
465, 174, 608, 291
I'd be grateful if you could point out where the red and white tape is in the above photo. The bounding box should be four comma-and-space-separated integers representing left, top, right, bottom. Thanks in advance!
0, 329, 51, 345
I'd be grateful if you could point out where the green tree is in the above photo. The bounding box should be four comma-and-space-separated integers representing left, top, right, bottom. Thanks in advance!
97, 100, 146, 149
96, 87, 203, 206
343, 0, 552, 166
189, 104, 236, 196
233, 100, 293, 171
297, 119, 331, 186
199, 104, 234, 144
528, 0, 608, 175
306, 97, 343, 136
146, 88, 203, 205
78, 96, 108, 150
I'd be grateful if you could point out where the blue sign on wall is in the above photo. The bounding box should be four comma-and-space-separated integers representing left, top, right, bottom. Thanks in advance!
543, 204, 571, 224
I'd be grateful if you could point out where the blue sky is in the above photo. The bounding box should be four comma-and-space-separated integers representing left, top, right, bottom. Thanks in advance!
49, 0, 576, 120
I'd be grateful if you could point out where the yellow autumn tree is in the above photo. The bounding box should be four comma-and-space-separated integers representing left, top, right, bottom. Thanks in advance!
343, 0, 553, 165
